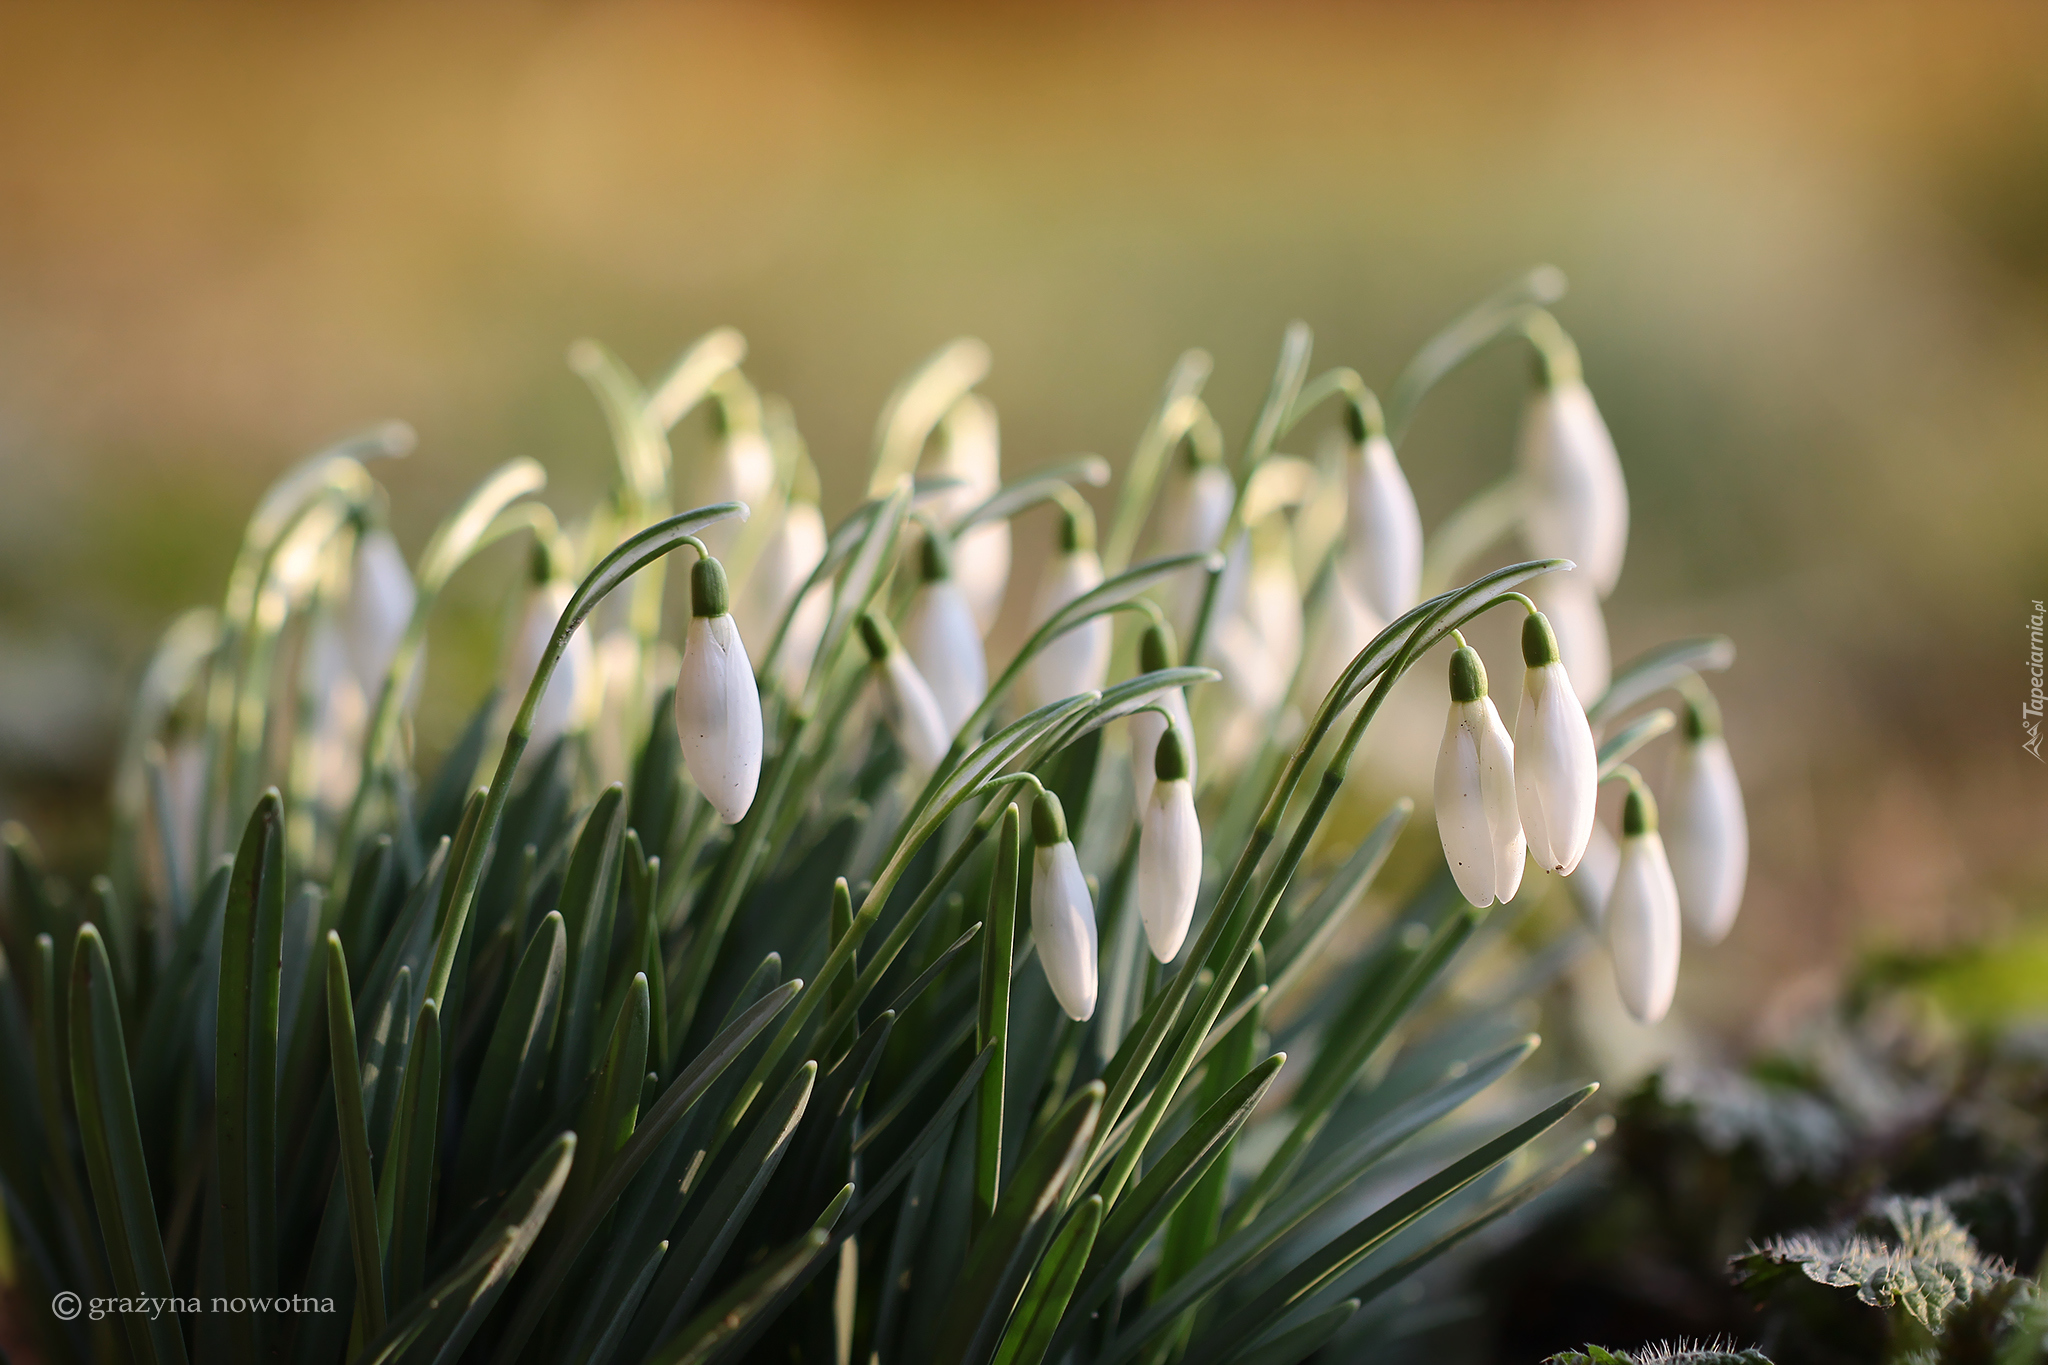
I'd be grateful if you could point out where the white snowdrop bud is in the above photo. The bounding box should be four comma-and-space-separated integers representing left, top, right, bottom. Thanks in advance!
344, 527, 416, 693
1209, 527, 1301, 736
901, 530, 988, 735
1567, 819, 1620, 932
1030, 791, 1098, 1021
1607, 784, 1683, 1024
1514, 612, 1599, 875
674, 555, 763, 824
507, 565, 597, 756
1433, 644, 1526, 907
735, 498, 827, 654
1339, 403, 1423, 622
928, 394, 1011, 634
1128, 623, 1196, 811
1027, 511, 1110, 705
1663, 697, 1749, 944
1155, 445, 1235, 635
1137, 725, 1201, 963
1527, 571, 1610, 708
1516, 356, 1629, 599
695, 407, 776, 560
858, 612, 952, 776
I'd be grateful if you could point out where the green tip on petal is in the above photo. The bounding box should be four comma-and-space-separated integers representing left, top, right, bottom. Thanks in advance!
857, 611, 896, 662
1032, 789, 1069, 846
1623, 784, 1658, 837
919, 528, 953, 583
1684, 691, 1722, 742
1139, 621, 1178, 674
1058, 507, 1092, 554
1153, 724, 1189, 783
691, 556, 730, 618
1344, 400, 1368, 443
528, 537, 554, 586
1521, 611, 1561, 668
1449, 646, 1487, 704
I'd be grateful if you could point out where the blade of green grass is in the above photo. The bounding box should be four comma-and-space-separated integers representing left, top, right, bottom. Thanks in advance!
323, 932, 386, 1339
456, 911, 566, 1207
974, 803, 1022, 1241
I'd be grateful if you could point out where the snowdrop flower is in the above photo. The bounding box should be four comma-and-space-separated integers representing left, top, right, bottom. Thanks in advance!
926, 393, 1011, 634
1297, 569, 1384, 716
1128, 623, 1195, 810
1513, 610, 1598, 874
1339, 405, 1423, 622
735, 497, 827, 658
344, 527, 416, 692
1026, 510, 1110, 705
507, 563, 597, 756
674, 554, 762, 824
1567, 819, 1620, 931
858, 612, 952, 776
1154, 443, 1235, 634
901, 528, 988, 735
1433, 640, 1525, 907
1516, 343, 1628, 599
1527, 571, 1610, 709
1209, 526, 1302, 719
1607, 782, 1682, 1024
695, 406, 776, 560
1137, 724, 1201, 963
1663, 695, 1749, 944
1031, 790, 1097, 1021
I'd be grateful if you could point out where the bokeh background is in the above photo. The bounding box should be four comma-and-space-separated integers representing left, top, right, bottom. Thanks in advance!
3, 0, 2046, 1049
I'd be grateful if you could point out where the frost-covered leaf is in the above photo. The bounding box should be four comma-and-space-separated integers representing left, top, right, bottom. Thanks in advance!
1546, 1342, 1773, 1365
1732, 1195, 2015, 1329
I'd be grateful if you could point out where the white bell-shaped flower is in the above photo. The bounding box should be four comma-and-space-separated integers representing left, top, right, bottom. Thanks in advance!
1607, 784, 1683, 1024
859, 612, 952, 775
1513, 611, 1599, 875
926, 393, 1011, 634
1154, 448, 1235, 635
1030, 791, 1098, 1021
1567, 819, 1620, 932
1128, 623, 1196, 810
1026, 511, 1110, 705
736, 498, 826, 654
1527, 571, 1611, 708
1663, 697, 1749, 944
1339, 407, 1423, 622
507, 574, 597, 756
695, 408, 776, 560
1297, 570, 1384, 716
674, 555, 763, 824
344, 527, 416, 692
901, 530, 988, 736
1516, 361, 1629, 599
1433, 643, 1526, 907
1137, 725, 1202, 963
1209, 526, 1302, 718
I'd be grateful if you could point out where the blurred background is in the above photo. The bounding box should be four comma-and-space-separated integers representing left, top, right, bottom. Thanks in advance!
2, 0, 2045, 1051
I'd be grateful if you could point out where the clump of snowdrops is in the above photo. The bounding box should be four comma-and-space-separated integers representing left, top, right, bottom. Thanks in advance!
0, 267, 1750, 1365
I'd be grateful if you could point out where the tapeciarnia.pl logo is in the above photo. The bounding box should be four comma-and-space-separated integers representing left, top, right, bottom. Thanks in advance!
2027, 599, 2045, 762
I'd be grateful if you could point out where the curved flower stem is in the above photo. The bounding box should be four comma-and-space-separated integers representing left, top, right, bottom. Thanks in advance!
420, 502, 746, 1013
1281, 367, 1383, 442
868, 337, 991, 498
645, 326, 749, 433
1384, 265, 1567, 444
1104, 349, 1215, 573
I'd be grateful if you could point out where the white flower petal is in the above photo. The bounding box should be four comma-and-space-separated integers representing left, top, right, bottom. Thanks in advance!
1516, 380, 1629, 598
1527, 573, 1611, 708
925, 394, 1010, 633
1156, 462, 1235, 634
1138, 778, 1202, 962
902, 579, 988, 735
1664, 734, 1749, 944
696, 430, 776, 558
880, 650, 953, 775
1032, 843, 1098, 1021
508, 583, 595, 755
735, 501, 827, 649
346, 529, 416, 691
1434, 697, 1526, 906
1027, 550, 1110, 705
1297, 572, 1384, 715
1568, 819, 1621, 932
1514, 661, 1599, 874
675, 614, 763, 824
1607, 831, 1682, 1023
1341, 434, 1424, 621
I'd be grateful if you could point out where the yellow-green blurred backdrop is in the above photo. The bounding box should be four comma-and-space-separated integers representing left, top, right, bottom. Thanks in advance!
2, 0, 2045, 1039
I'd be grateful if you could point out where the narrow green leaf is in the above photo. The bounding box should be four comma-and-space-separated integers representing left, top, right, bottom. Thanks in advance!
323, 932, 386, 1338
214, 788, 284, 1363
934, 1080, 1104, 1365
382, 997, 442, 1308
1586, 635, 1736, 729
554, 784, 627, 1095
1264, 799, 1409, 1003
991, 1194, 1103, 1365
974, 803, 1021, 1240
586, 1238, 669, 1365
1223, 1299, 1359, 1365
1597, 708, 1676, 779
646, 1228, 831, 1365
557, 972, 651, 1238
69, 925, 187, 1365
456, 911, 566, 1205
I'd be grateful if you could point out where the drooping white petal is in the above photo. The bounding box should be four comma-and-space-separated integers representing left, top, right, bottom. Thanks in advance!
1027, 550, 1110, 705
1032, 842, 1099, 1021
902, 578, 987, 735
696, 429, 776, 558
1567, 819, 1620, 931
775, 581, 832, 700
307, 620, 369, 811
1128, 689, 1195, 811
1514, 661, 1599, 874
1517, 380, 1629, 598
735, 501, 827, 649
925, 394, 1010, 633
1341, 433, 1424, 622
507, 582, 597, 755
1434, 697, 1527, 907
345, 529, 416, 691
1527, 573, 1611, 708
1607, 831, 1682, 1023
1208, 534, 1301, 719
1155, 461, 1236, 634
1138, 778, 1202, 962
1664, 734, 1749, 944
952, 520, 1012, 635
1296, 572, 1384, 716
674, 613, 763, 824
878, 650, 953, 775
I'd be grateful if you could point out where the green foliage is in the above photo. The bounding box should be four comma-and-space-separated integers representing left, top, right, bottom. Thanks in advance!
1733, 1196, 2017, 1330
1547, 1345, 1775, 1365
0, 303, 1634, 1364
